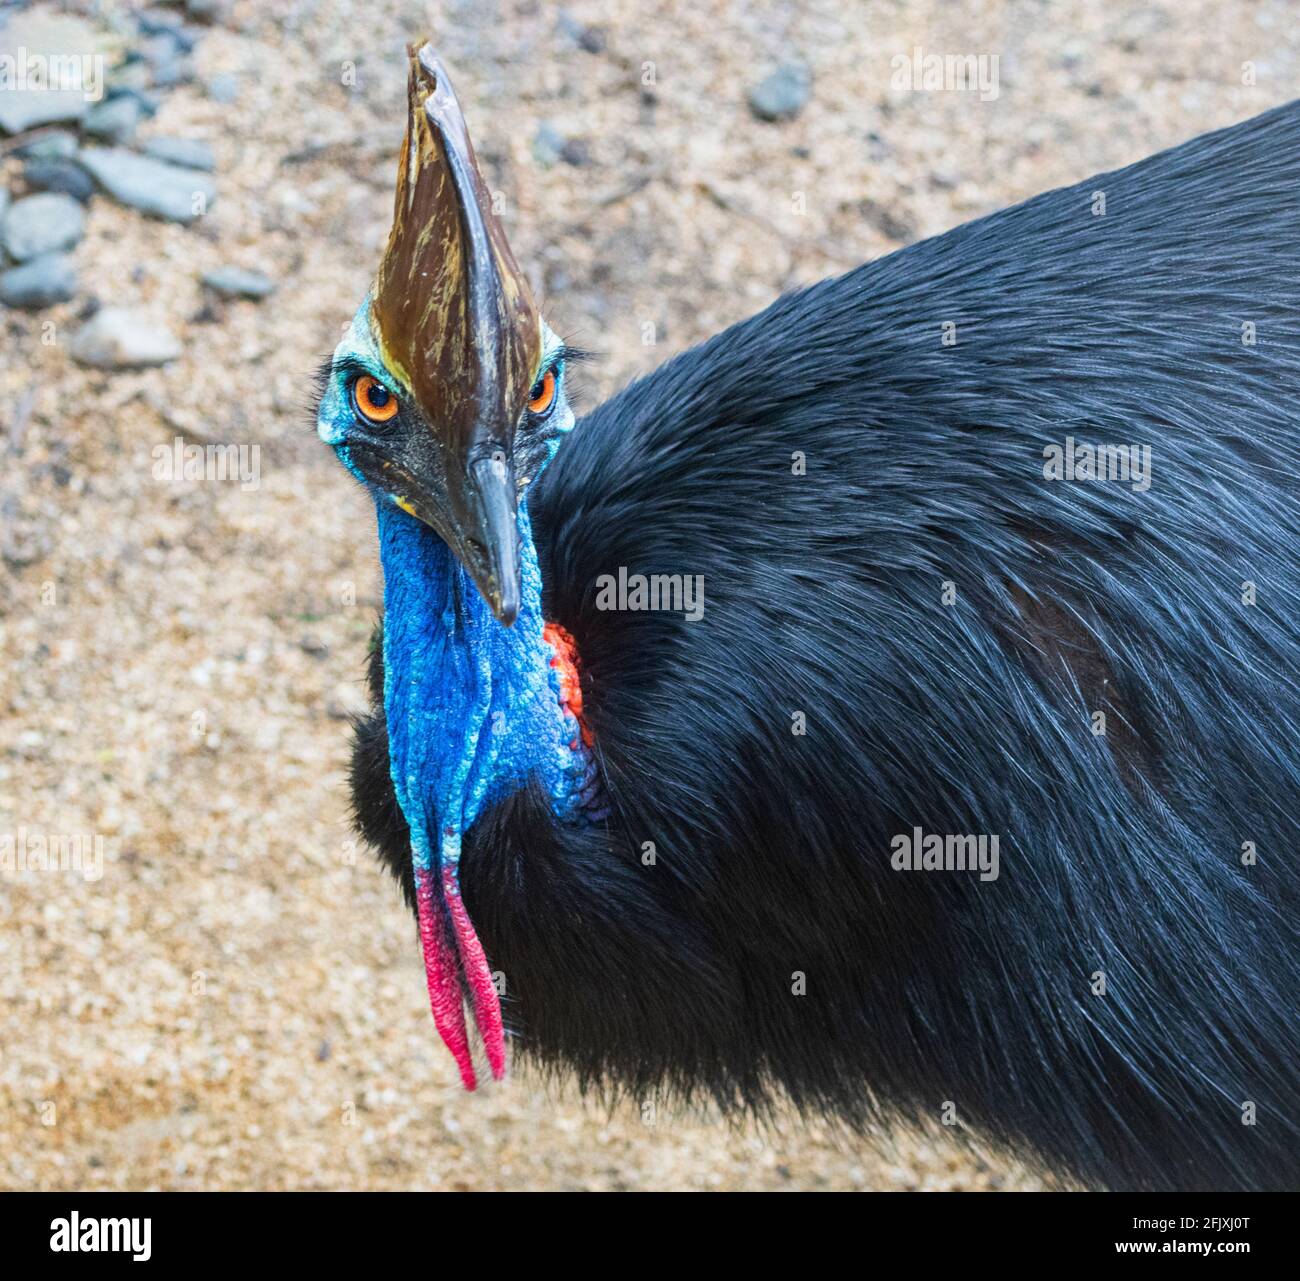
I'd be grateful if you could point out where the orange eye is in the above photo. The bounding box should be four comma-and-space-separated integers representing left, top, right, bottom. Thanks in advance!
353, 375, 399, 424
528, 368, 557, 416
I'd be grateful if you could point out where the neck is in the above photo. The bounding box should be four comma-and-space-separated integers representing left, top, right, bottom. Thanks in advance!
374, 497, 593, 1088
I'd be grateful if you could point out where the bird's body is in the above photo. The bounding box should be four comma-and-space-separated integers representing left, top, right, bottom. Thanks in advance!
321, 49, 1298, 1192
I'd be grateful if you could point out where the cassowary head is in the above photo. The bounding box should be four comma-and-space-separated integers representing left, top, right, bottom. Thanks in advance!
316, 41, 576, 625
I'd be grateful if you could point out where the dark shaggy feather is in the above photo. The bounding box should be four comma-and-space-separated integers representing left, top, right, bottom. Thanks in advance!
352, 101, 1300, 1190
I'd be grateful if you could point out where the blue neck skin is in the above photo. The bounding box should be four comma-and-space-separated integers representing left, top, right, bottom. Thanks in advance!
376, 499, 596, 887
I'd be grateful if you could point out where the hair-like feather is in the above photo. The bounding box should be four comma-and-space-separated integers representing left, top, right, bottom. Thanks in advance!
351, 99, 1300, 1190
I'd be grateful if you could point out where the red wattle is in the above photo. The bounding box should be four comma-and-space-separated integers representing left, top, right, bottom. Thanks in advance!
443, 864, 507, 1080
415, 868, 478, 1090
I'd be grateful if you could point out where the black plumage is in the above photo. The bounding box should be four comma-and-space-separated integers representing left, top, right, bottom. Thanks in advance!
351, 100, 1300, 1191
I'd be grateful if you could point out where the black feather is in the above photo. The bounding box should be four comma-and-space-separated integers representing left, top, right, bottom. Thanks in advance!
351, 101, 1300, 1190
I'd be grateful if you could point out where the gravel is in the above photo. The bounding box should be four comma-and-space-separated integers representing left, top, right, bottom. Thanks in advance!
207, 73, 242, 104
747, 61, 813, 122
76, 148, 218, 223
0, 89, 89, 135
0, 253, 78, 309
82, 97, 146, 145
143, 136, 216, 172
201, 267, 277, 299
14, 130, 80, 161
69, 307, 183, 368
1, 193, 86, 261
22, 158, 97, 204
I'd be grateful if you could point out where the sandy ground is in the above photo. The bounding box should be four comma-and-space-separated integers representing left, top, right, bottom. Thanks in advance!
1, 0, 1296, 1191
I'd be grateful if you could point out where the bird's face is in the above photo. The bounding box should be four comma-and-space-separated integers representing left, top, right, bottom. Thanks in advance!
315, 43, 574, 625
316, 299, 575, 625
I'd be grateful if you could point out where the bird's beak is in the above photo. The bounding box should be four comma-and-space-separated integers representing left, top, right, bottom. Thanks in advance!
404, 450, 521, 627
462, 451, 522, 626
348, 434, 522, 626
366, 42, 541, 628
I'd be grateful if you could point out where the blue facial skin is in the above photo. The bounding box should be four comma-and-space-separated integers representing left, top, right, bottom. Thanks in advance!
317, 299, 598, 912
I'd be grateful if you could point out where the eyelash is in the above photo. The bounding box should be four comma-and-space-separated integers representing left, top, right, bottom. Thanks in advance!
338, 343, 582, 425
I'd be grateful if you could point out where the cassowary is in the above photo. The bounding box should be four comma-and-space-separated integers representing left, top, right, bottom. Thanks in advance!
313, 43, 1299, 1192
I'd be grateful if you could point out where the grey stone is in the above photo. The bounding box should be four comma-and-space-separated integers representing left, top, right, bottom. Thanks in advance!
14, 130, 79, 160
82, 96, 144, 144
77, 148, 216, 223
139, 32, 185, 67
70, 307, 182, 368
201, 267, 276, 300
747, 61, 812, 122
207, 74, 240, 104
0, 187, 8, 233
143, 136, 215, 172
138, 9, 200, 50
532, 122, 566, 168
2, 193, 86, 261
0, 89, 89, 135
532, 121, 588, 167
557, 11, 606, 53
106, 87, 162, 118
137, 8, 186, 35
23, 158, 96, 203
0, 253, 77, 309
560, 137, 590, 167
109, 60, 153, 95
151, 56, 195, 89
134, 33, 194, 88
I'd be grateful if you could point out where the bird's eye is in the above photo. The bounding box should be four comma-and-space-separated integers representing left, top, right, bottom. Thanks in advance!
353, 374, 399, 424
528, 368, 557, 417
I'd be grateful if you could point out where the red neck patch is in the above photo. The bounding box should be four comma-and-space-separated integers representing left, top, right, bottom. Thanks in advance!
542, 622, 594, 749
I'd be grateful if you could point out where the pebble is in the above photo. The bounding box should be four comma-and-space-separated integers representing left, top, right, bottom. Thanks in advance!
138, 9, 200, 50
106, 87, 163, 118
202, 267, 276, 300
561, 137, 590, 166
14, 130, 79, 161
144, 136, 216, 172
77, 149, 217, 224
532, 122, 567, 168
82, 97, 144, 145
0, 254, 77, 309
0, 188, 8, 231
557, 12, 607, 53
139, 34, 195, 90
0, 89, 88, 135
207, 74, 241, 104
2, 193, 87, 261
747, 62, 812, 122
137, 7, 186, 35
22, 158, 97, 204
154, 59, 196, 90
70, 308, 182, 369
109, 61, 153, 95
